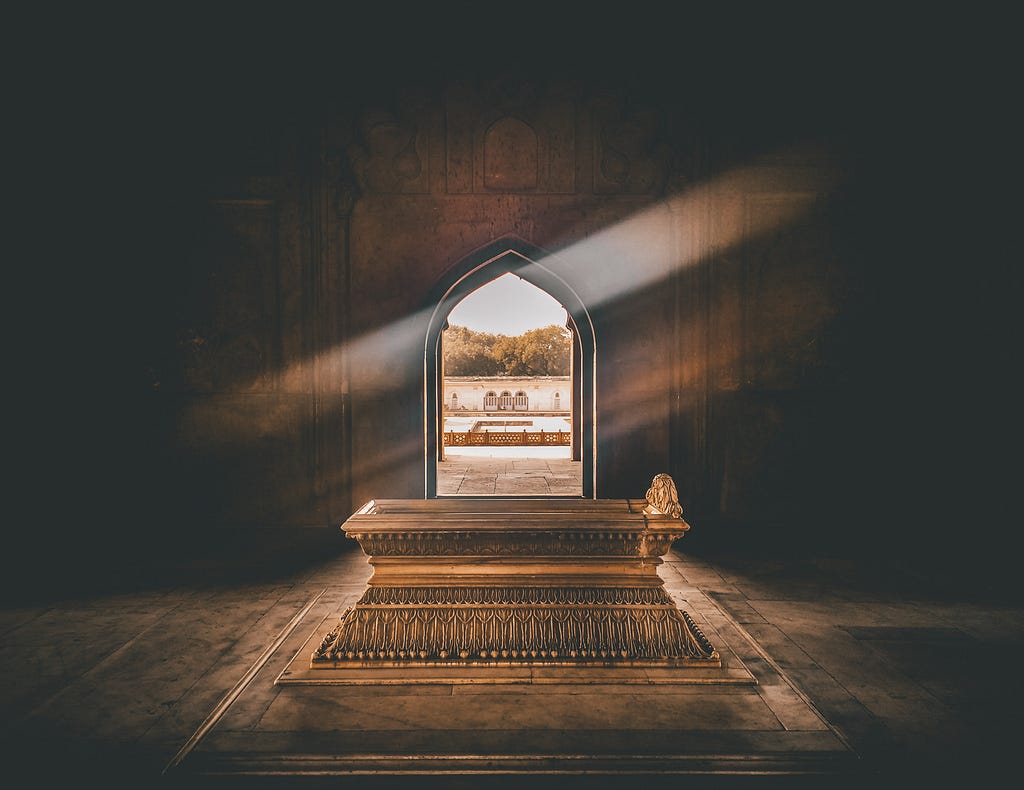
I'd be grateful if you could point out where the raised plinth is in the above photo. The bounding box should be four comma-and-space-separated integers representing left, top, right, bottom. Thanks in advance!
309, 476, 720, 675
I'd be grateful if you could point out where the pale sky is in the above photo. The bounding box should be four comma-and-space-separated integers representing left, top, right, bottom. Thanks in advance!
447, 273, 567, 336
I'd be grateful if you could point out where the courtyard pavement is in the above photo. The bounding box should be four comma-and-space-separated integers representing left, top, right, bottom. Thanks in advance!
437, 446, 582, 495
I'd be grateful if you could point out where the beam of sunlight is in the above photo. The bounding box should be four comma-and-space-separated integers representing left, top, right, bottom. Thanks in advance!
547, 147, 842, 315
182, 144, 843, 479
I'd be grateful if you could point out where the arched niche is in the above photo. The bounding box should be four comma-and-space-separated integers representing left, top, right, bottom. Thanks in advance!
423, 238, 596, 498
483, 117, 538, 190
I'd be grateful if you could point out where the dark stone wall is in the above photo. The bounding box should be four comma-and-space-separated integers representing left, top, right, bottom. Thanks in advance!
16, 8, 1012, 596
342, 71, 686, 506
123, 77, 858, 539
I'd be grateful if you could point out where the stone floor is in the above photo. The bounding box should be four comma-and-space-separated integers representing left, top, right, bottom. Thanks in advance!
437, 447, 582, 495
2, 530, 1022, 789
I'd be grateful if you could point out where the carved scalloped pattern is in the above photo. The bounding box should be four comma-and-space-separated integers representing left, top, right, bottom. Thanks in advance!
311, 595, 719, 665
359, 586, 676, 606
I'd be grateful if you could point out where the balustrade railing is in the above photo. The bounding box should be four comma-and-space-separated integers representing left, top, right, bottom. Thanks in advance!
443, 430, 570, 446
477, 395, 529, 411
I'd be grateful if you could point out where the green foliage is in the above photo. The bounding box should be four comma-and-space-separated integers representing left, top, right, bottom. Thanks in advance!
441, 325, 501, 376
443, 324, 570, 377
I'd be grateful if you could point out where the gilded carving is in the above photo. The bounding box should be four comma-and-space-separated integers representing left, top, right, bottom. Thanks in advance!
645, 473, 683, 518
311, 477, 718, 670
359, 586, 676, 606
348, 531, 678, 557
312, 601, 718, 665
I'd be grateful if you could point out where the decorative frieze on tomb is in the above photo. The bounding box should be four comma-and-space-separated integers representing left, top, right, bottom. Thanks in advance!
311, 474, 720, 669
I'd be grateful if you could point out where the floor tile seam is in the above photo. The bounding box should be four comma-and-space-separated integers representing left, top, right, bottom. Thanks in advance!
206, 728, 848, 744
138, 583, 328, 743
3, 587, 203, 637
0, 606, 54, 639
34, 592, 315, 745
246, 598, 369, 730
231, 690, 282, 734
227, 662, 301, 734
700, 589, 856, 754
917, 599, 1004, 640
770, 652, 893, 740
844, 638, 973, 717
162, 587, 328, 776
20, 590, 208, 721
726, 618, 829, 672
764, 616, 965, 696
783, 636, 938, 699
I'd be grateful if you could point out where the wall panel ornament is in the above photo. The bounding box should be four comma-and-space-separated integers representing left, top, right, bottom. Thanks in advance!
592, 96, 675, 195
445, 80, 575, 194
483, 116, 539, 190
348, 108, 428, 194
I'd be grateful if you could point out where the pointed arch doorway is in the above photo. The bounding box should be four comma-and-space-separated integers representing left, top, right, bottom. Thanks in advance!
424, 239, 595, 498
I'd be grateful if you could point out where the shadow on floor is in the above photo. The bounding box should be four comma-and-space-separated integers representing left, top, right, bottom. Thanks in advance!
2, 526, 359, 604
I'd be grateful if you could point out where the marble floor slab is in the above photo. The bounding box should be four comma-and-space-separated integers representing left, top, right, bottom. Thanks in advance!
168, 582, 855, 783
3, 532, 1022, 788
437, 448, 582, 496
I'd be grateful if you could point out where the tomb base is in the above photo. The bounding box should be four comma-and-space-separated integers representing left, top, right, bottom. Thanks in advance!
308, 477, 721, 674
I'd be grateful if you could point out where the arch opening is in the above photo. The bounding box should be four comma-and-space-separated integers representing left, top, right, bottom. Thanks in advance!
424, 240, 595, 498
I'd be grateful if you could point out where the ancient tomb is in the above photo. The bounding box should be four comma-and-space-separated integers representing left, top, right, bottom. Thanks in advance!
309, 474, 719, 675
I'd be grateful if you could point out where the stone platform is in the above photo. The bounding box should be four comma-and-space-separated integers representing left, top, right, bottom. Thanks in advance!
304, 487, 720, 678
165, 480, 858, 781
168, 575, 856, 781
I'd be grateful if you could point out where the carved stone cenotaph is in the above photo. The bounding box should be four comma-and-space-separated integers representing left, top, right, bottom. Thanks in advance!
309, 474, 719, 674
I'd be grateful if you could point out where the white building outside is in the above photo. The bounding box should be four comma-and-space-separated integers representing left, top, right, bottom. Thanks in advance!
443, 376, 571, 414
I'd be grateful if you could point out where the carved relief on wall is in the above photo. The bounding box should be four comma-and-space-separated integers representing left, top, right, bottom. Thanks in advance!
591, 94, 676, 195
348, 106, 429, 194
483, 116, 538, 190
445, 78, 575, 194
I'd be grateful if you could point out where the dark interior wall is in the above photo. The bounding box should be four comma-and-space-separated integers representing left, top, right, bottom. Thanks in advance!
343, 77, 689, 505
122, 75, 861, 539
17, 9, 1013, 595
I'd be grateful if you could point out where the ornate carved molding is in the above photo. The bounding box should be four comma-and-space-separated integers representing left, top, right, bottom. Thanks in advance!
346, 531, 679, 557
312, 600, 718, 665
358, 586, 676, 606
311, 474, 718, 670
445, 78, 575, 194
348, 108, 428, 194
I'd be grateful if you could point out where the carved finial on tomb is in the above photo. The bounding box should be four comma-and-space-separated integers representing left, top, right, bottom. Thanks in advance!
645, 473, 682, 518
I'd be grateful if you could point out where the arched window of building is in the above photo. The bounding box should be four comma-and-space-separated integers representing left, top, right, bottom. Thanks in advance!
483, 390, 498, 410
514, 390, 528, 410
450, 392, 458, 409
553, 392, 560, 409
499, 390, 513, 410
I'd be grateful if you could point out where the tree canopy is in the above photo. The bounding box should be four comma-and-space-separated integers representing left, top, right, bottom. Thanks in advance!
443, 324, 570, 376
